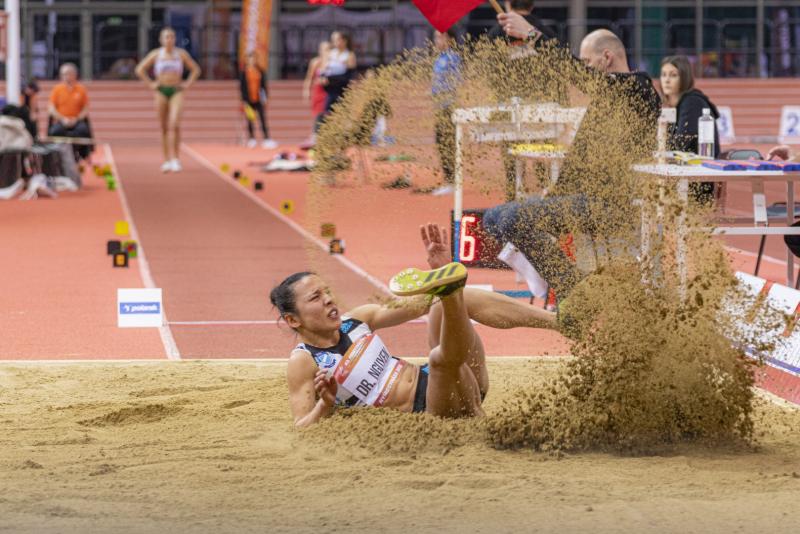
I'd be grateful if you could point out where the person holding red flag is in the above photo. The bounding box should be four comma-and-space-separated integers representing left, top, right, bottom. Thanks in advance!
413, 0, 496, 32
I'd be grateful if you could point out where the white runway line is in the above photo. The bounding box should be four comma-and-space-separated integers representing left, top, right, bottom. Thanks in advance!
181, 143, 391, 294
724, 244, 800, 271
0, 355, 569, 365
167, 318, 428, 326
105, 144, 181, 360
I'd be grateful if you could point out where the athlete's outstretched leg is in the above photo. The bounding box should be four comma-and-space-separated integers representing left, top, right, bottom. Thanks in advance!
169, 92, 185, 160
465, 288, 556, 330
156, 93, 171, 161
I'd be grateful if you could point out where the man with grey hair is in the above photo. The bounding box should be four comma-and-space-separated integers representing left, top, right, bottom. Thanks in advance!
481, 12, 661, 302
48, 63, 92, 159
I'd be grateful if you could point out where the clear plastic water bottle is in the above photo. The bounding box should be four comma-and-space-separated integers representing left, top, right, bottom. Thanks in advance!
698, 108, 715, 157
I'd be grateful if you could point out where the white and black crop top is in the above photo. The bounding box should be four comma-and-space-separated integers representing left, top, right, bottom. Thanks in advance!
296, 317, 407, 408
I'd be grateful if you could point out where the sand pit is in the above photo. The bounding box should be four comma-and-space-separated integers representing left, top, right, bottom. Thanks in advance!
1, 359, 799, 533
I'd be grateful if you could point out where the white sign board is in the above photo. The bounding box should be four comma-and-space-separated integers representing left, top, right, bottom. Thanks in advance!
117, 288, 163, 328
779, 105, 800, 143
716, 106, 735, 144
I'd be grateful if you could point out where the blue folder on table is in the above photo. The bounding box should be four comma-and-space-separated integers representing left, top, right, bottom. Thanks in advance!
702, 160, 746, 171
771, 161, 800, 172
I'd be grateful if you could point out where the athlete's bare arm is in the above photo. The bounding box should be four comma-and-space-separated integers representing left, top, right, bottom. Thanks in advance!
287, 349, 335, 428
134, 50, 160, 89
179, 49, 202, 88
347, 296, 431, 332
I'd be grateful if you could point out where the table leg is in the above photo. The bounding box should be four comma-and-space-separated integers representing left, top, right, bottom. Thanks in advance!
676, 178, 689, 296
550, 159, 561, 185
453, 123, 463, 262
751, 179, 767, 225
514, 157, 523, 199
639, 198, 651, 267
788, 180, 795, 286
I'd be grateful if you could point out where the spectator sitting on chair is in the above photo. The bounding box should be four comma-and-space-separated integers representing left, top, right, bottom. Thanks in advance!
48, 63, 92, 159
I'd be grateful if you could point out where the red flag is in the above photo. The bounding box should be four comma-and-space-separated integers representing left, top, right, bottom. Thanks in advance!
412, 0, 485, 32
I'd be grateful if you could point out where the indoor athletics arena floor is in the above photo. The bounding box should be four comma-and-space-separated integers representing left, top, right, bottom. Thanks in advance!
1, 141, 799, 533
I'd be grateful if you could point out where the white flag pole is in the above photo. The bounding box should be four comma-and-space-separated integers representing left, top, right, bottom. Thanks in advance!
5, 0, 21, 105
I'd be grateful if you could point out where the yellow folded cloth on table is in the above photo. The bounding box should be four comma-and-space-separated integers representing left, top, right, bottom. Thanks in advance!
510, 143, 566, 155
669, 151, 713, 165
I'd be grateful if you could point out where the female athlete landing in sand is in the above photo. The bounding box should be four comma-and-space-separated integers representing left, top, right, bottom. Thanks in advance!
135, 27, 201, 173
271, 224, 556, 428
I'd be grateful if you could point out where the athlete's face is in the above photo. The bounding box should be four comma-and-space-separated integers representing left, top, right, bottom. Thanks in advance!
286, 275, 341, 333
160, 30, 176, 49
660, 63, 681, 98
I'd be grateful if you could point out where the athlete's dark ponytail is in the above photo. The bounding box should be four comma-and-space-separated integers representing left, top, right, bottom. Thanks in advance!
270, 272, 314, 320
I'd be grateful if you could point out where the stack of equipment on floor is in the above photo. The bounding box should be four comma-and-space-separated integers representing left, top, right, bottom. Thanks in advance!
109, 221, 134, 268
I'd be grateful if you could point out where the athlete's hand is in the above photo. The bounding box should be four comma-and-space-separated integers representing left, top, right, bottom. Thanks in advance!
421, 223, 451, 269
768, 145, 792, 161
314, 369, 337, 407
497, 10, 535, 40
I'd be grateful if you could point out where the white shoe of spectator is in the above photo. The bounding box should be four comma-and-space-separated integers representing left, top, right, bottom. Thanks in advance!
246, 138, 258, 148
161, 161, 173, 173
262, 139, 279, 149
0, 178, 25, 200
170, 159, 182, 172
20, 174, 57, 200
53, 176, 79, 192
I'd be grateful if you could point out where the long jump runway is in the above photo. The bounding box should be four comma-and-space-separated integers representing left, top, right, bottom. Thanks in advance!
111, 145, 431, 359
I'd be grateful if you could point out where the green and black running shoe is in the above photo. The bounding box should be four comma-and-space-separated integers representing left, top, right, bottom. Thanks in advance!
389, 262, 468, 297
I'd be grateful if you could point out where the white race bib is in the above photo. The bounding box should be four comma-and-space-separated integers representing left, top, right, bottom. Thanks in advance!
333, 333, 405, 406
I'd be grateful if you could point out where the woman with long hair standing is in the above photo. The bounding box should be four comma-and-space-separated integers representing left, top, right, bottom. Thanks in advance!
319, 31, 357, 117
302, 40, 330, 147
135, 27, 201, 173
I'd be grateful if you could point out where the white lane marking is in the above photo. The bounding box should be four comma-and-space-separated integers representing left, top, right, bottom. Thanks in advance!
724, 245, 800, 270
0, 355, 572, 364
181, 143, 391, 294
105, 144, 182, 360
168, 319, 428, 326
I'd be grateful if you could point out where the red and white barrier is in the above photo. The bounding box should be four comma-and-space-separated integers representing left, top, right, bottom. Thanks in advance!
733, 271, 800, 405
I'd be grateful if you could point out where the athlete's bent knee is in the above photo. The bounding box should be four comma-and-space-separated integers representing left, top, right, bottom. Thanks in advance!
427, 347, 465, 373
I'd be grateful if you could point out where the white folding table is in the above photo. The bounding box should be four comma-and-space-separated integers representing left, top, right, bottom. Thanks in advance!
633, 164, 800, 287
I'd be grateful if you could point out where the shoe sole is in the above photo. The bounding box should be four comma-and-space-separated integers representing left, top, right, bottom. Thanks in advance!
389, 262, 467, 297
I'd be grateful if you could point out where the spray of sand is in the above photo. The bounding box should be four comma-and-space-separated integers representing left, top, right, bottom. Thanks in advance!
305, 37, 781, 453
